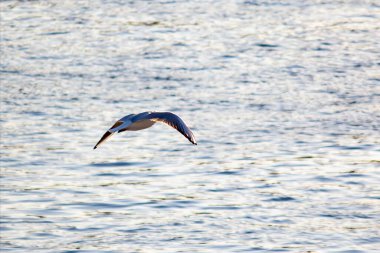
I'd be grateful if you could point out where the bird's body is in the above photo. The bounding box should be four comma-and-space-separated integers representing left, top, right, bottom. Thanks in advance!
94, 111, 197, 149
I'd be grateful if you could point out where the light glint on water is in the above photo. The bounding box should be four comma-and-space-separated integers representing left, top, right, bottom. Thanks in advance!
1, 1, 379, 252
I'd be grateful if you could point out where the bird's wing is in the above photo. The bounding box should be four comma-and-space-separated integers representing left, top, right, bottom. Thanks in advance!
142, 112, 197, 145
93, 120, 124, 149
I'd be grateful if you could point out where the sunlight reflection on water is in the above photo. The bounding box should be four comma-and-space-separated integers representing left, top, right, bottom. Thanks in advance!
1, 0, 380, 252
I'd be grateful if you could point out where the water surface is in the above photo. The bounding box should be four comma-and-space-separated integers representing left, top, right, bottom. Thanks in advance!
1, 1, 380, 252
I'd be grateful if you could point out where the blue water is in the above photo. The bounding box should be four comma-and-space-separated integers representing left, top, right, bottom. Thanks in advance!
1, 1, 380, 252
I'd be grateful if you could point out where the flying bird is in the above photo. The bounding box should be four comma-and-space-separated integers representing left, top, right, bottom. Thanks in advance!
94, 111, 197, 149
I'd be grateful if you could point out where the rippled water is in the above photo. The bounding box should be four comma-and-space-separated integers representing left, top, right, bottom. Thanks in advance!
1, 1, 380, 252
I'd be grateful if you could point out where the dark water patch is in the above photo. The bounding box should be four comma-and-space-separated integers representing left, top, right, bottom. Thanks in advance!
320, 213, 339, 218
152, 200, 197, 209
341, 145, 371, 150
31, 208, 66, 216
174, 200, 197, 205
255, 43, 279, 48
338, 173, 367, 178
21, 110, 47, 116
223, 141, 236, 145
128, 20, 160, 27
23, 131, 49, 136
59, 200, 158, 209
90, 161, 145, 167
27, 55, 67, 60
243, 0, 260, 5
20, 198, 55, 203
239, 79, 253, 84
32, 232, 59, 238
221, 54, 237, 59
0, 157, 19, 163
367, 196, 380, 200
266, 196, 296, 202
296, 155, 314, 159
172, 42, 187, 47
60, 72, 87, 79
0, 226, 12, 231
162, 236, 184, 242
65, 226, 107, 232
1, 218, 53, 224
118, 227, 150, 233
174, 66, 208, 72
254, 129, 271, 134
313, 176, 339, 182
352, 214, 373, 219
208, 187, 246, 192
122, 201, 159, 208
143, 49, 167, 59
271, 218, 294, 224
94, 172, 128, 177
202, 205, 241, 210
369, 77, 380, 82
355, 236, 380, 246
324, 144, 368, 150
271, 249, 297, 252
313, 47, 330, 51
153, 76, 192, 82
320, 213, 373, 220
141, 172, 173, 178
161, 148, 182, 152
40, 31, 70, 36
306, 188, 334, 193
153, 204, 183, 209
328, 132, 348, 137
214, 170, 241, 175
255, 184, 276, 189
0, 69, 21, 74
272, 162, 310, 167
247, 103, 269, 110
59, 202, 130, 209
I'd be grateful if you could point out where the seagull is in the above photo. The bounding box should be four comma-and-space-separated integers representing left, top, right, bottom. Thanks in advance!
94, 111, 197, 149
